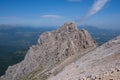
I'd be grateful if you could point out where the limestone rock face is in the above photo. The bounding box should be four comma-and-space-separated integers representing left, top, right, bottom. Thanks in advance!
48, 36, 120, 80
0, 23, 96, 80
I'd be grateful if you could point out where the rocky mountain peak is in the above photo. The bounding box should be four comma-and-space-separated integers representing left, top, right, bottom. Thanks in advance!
0, 23, 96, 80
58, 22, 77, 32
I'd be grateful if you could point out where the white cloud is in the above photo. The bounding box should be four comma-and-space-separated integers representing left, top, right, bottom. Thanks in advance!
40, 15, 63, 19
77, 0, 110, 23
86, 0, 109, 18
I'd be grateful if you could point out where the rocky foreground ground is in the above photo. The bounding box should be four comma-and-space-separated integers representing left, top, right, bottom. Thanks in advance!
48, 36, 120, 80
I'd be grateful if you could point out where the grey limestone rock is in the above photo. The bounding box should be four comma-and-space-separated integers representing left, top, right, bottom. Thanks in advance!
0, 22, 96, 80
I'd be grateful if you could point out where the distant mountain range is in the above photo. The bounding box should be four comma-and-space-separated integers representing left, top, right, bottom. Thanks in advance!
78, 25, 120, 45
0, 24, 119, 47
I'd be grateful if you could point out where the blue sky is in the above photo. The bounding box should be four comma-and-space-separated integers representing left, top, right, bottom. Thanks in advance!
0, 0, 120, 29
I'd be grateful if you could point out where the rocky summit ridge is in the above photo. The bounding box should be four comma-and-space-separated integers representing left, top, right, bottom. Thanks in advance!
48, 35, 120, 80
0, 23, 96, 80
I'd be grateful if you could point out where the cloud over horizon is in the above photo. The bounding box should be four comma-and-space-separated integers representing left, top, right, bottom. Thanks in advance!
40, 15, 64, 19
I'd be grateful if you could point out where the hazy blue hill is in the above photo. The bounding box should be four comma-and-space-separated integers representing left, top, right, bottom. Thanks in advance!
0, 26, 56, 47
78, 25, 120, 45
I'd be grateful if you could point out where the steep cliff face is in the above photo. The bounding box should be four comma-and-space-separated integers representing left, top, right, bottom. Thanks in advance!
48, 36, 120, 80
0, 23, 96, 80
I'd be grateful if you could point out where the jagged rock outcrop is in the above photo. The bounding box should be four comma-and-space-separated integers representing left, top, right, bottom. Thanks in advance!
0, 23, 96, 80
48, 36, 120, 80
